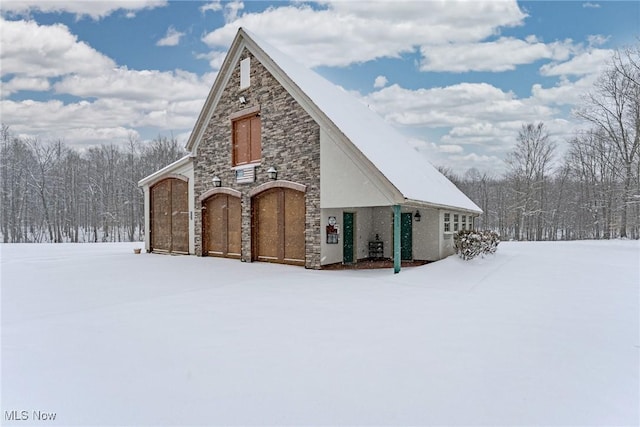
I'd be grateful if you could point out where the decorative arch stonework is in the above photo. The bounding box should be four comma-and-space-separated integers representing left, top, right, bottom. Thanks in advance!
146, 173, 188, 189
199, 187, 242, 202
248, 180, 307, 198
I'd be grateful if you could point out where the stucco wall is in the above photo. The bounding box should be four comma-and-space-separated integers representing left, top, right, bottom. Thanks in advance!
320, 207, 376, 265
320, 129, 395, 208
412, 207, 440, 261
193, 49, 321, 268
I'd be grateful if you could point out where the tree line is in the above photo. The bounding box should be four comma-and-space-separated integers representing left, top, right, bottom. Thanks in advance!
0, 130, 186, 243
1, 45, 638, 243
445, 45, 639, 241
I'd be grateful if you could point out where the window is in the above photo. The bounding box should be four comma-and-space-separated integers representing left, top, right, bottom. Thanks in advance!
462, 215, 467, 230
240, 58, 250, 89
453, 214, 459, 231
469, 216, 474, 230
444, 213, 450, 232
232, 114, 261, 166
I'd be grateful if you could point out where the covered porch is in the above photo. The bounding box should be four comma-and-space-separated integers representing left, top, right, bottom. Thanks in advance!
319, 204, 445, 273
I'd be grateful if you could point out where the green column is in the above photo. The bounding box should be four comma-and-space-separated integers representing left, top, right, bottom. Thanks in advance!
393, 205, 401, 274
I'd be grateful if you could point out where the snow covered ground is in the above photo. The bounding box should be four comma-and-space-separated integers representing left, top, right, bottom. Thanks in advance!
1, 240, 638, 426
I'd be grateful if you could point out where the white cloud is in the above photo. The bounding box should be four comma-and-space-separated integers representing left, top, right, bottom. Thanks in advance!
0, 18, 217, 146
156, 26, 185, 47
223, 0, 244, 23
202, 1, 527, 68
539, 48, 612, 76
364, 83, 554, 129
200, 1, 222, 13
0, 0, 167, 20
531, 75, 599, 106
53, 68, 211, 102
438, 144, 464, 154
196, 51, 227, 70
1, 76, 50, 96
587, 34, 609, 47
0, 18, 116, 78
1, 94, 205, 145
420, 37, 574, 72
373, 75, 388, 88
356, 81, 580, 169
582, 2, 601, 8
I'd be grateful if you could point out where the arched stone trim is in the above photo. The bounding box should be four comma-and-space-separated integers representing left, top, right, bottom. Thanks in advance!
199, 187, 242, 202
147, 174, 188, 188
248, 180, 307, 197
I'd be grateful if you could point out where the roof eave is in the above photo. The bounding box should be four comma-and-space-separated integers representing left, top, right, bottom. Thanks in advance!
185, 30, 246, 153
138, 154, 193, 187
403, 198, 483, 215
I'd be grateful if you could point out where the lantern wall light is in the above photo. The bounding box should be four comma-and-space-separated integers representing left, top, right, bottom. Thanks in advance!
267, 167, 278, 180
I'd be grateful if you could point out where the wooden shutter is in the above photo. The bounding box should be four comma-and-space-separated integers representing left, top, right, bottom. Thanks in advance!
233, 119, 250, 165
233, 115, 261, 166
250, 116, 261, 163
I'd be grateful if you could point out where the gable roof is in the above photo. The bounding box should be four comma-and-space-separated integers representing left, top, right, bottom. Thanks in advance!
186, 28, 481, 214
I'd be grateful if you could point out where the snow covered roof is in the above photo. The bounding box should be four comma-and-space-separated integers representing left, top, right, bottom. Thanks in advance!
188, 28, 481, 214
138, 154, 193, 187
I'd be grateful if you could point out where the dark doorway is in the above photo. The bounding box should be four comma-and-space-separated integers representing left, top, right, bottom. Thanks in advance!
401, 212, 413, 260
343, 212, 355, 264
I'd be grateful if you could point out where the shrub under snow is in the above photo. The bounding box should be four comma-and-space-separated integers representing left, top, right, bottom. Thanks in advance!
454, 230, 500, 260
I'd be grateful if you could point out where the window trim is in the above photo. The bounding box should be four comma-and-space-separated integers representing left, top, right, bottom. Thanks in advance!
444, 212, 451, 233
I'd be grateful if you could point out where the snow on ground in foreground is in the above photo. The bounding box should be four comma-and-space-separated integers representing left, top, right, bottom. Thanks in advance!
1, 241, 638, 426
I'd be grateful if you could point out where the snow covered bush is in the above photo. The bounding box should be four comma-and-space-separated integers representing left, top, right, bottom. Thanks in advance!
454, 230, 500, 260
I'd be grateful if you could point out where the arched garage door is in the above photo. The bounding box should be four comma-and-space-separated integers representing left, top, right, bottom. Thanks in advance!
252, 187, 305, 265
150, 178, 189, 254
203, 194, 241, 258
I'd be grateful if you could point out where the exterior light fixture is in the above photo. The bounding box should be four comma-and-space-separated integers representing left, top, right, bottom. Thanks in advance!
267, 167, 278, 180
414, 210, 421, 222
239, 96, 247, 104
212, 176, 221, 187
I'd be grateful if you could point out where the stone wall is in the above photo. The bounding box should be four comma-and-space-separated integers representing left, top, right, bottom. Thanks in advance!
193, 49, 321, 269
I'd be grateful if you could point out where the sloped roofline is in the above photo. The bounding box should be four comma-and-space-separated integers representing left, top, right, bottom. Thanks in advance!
186, 28, 404, 205
185, 28, 482, 214
138, 154, 193, 187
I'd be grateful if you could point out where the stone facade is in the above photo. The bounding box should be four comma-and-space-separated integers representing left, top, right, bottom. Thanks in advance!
193, 49, 321, 269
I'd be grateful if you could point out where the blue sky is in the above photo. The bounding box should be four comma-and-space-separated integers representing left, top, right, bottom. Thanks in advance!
1, 1, 638, 174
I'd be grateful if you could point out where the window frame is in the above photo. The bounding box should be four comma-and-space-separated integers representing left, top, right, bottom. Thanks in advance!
444, 212, 451, 232
453, 214, 459, 232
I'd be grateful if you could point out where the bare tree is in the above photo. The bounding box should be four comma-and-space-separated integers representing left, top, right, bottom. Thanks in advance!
506, 123, 556, 240
577, 46, 640, 237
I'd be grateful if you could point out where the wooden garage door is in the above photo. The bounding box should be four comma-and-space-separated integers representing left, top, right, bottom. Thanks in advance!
203, 194, 241, 258
150, 178, 189, 254
252, 188, 305, 265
